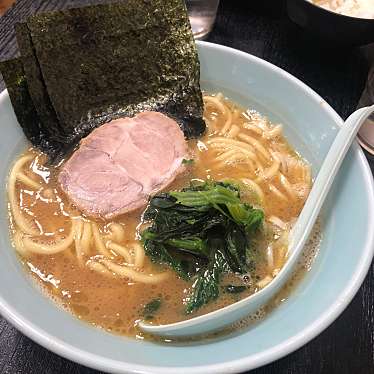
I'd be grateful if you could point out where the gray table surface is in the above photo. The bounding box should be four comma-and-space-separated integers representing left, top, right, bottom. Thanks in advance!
0, 1, 374, 373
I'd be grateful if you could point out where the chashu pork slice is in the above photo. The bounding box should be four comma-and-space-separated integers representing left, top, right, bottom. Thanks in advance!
58, 112, 188, 219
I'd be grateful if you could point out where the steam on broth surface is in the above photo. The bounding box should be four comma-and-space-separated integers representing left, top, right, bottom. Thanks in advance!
8, 93, 313, 338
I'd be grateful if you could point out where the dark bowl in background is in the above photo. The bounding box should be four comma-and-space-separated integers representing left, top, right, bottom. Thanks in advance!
286, 0, 374, 46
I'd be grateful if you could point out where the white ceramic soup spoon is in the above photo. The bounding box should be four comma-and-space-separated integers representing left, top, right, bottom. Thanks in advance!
139, 104, 374, 338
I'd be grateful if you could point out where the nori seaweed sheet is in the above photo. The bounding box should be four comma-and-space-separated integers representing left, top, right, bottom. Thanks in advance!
0, 58, 63, 155
9, 0, 205, 158
15, 23, 65, 144
0, 58, 41, 142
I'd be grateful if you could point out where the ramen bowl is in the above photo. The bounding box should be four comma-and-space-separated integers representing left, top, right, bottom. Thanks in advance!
0, 41, 373, 373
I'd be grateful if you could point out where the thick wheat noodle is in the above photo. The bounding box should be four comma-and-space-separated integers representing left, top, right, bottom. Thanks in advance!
241, 178, 264, 202
209, 137, 256, 153
269, 184, 288, 201
304, 164, 312, 185
216, 148, 252, 164
266, 125, 283, 138
203, 95, 227, 116
209, 142, 258, 162
81, 222, 93, 255
100, 259, 169, 284
227, 125, 240, 138
74, 219, 84, 265
106, 241, 133, 264
216, 157, 255, 173
91, 222, 113, 257
216, 149, 238, 161
21, 221, 75, 255
133, 242, 146, 267
266, 244, 274, 270
255, 158, 280, 183
215, 150, 255, 171
8, 155, 39, 235
204, 95, 229, 134
238, 133, 270, 159
257, 275, 273, 289
286, 156, 305, 179
225, 152, 253, 164
16, 172, 41, 190
220, 108, 233, 134
274, 152, 288, 174
243, 123, 264, 135
106, 223, 126, 242
208, 139, 259, 167
279, 173, 296, 200
203, 116, 217, 133
86, 260, 113, 277
203, 95, 233, 135
13, 230, 29, 257
275, 246, 287, 269
268, 215, 287, 230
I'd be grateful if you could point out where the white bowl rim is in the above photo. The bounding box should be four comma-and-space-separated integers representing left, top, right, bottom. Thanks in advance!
0, 40, 373, 374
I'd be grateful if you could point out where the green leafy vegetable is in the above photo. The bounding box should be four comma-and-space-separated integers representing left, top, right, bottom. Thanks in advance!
142, 298, 162, 320
182, 159, 195, 165
223, 285, 247, 294
141, 181, 264, 313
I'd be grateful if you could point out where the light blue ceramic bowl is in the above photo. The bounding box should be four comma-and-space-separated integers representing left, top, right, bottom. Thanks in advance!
0, 41, 373, 373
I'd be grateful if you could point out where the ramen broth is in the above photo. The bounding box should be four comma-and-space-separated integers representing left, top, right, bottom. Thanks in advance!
8, 94, 313, 338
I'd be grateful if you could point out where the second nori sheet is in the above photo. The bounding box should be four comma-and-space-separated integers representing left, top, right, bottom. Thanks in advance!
0, 58, 63, 156
0, 58, 42, 144
14, 0, 205, 157
15, 23, 65, 143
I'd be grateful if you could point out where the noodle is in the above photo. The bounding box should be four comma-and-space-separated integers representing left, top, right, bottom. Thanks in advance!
91, 222, 113, 258
16, 172, 41, 190
86, 260, 113, 277
13, 230, 29, 257
257, 275, 273, 289
21, 224, 74, 255
105, 222, 126, 242
74, 218, 85, 265
265, 124, 283, 138
203, 95, 233, 135
133, 242, 145, 268
240, 178, 264, 202
279, 173, 296, 200
255, 158, 280, 183
238, 133, 270, 159
243, 123, 263, 136
208, 138, 258, 163
106, 241, 133, 264
81, 222, 93, 255
216, 149, 239, 161
220, 108, 233, 134
227, 125, 240, 138
268, 215, 287, 230
269, 184, 288, 201
100, 259, 169, 284
8, 155, 40, 235
266, 244, 274, 269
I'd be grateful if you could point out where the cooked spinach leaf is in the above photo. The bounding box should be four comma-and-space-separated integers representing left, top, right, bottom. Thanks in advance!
223, 285, 247, 294
142, 298, 162, 320
141, 181, 264, 313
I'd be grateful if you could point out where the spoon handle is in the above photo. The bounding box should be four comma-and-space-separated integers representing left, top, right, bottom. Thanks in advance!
290, 105, 374, 260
